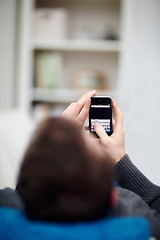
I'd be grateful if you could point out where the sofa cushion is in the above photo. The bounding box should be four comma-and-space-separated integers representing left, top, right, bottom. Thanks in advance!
0, 207, 150, 240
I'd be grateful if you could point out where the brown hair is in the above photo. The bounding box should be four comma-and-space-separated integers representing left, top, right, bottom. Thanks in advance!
17, 118, 113, 222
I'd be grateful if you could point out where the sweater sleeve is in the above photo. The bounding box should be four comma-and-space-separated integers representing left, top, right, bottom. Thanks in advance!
114, 154, 160, 212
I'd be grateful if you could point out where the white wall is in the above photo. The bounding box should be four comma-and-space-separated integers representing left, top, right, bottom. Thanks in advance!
0, 0, 17, 109
119, 0, 160, 184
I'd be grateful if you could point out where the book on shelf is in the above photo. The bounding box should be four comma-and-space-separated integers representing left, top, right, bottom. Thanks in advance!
35, 51, 64, 89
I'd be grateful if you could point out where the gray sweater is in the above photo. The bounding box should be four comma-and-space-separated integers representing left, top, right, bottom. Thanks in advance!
115, 154, 160, 239
115, 154, 160, 212
0, 155, 160, 238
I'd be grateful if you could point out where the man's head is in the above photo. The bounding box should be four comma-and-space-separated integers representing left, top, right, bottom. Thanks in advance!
17, 118, 114, 222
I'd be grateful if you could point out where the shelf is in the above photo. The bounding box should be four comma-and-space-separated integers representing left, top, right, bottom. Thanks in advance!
18, 0, 123, 112
31, 39, 122, 52
30, 88, 116, 103
36, 0, 120, 4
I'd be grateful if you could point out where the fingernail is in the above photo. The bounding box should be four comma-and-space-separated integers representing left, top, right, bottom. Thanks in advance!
94, 122, 98, 127
90, 90, 96, 94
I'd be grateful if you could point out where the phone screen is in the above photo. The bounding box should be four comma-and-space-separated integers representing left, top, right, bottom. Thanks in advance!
89, 96, 112, 136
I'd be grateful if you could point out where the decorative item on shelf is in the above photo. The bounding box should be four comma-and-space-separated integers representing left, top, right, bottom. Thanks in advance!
101, 21, 118, 41
103, 33, 118, 41
74, 24, 94, 40
34, 51, 63, 89
71, 69, 107, 91
33, 8, 70, 40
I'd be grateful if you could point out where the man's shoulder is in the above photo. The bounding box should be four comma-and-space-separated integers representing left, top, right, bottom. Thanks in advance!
115, 187, 154, 217
0, 188, 23, 210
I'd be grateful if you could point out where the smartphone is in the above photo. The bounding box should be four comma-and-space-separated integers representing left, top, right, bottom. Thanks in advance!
89, 96, 113, 136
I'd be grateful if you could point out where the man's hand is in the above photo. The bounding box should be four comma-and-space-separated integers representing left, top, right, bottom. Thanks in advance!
62, 90, 96, 128
94, 99, 125, 164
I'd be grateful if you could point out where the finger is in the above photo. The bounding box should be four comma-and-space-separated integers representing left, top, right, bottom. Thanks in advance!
77, 90, 96, 109
63, 90, 96, 119
62, 102, 79, 118
78, 98, 91, 125
112, 119, 115, 132
112, 99, 123, 132
94, 122, 109, 144
88, 131, 101, 142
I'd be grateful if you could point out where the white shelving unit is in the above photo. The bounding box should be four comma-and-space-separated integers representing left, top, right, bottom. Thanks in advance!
17, 0, 125, 116
31, 39, 122, 52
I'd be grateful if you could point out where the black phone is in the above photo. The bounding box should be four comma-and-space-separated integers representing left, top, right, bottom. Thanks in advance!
89, 96, 113, 136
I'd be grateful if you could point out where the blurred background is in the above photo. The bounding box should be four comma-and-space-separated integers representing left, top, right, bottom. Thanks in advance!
0, 0, 160, 188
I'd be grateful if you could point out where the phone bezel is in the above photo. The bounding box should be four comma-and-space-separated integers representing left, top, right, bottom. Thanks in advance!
89, 96, 113, 136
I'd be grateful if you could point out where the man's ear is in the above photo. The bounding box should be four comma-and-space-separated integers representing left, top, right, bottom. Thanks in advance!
109, 188, 118, 207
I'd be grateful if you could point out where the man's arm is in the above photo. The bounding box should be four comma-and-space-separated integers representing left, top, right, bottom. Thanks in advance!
115, 154, 160, 212
94, 99, 160, 213
62, 91, 160, 212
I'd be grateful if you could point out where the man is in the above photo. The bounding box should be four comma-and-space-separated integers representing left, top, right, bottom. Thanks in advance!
0, 90, 160, 238
62, 90, 160, 238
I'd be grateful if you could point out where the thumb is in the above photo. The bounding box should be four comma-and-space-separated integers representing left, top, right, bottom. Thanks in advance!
78, 98, 91, 125
94, 122, 109, 143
